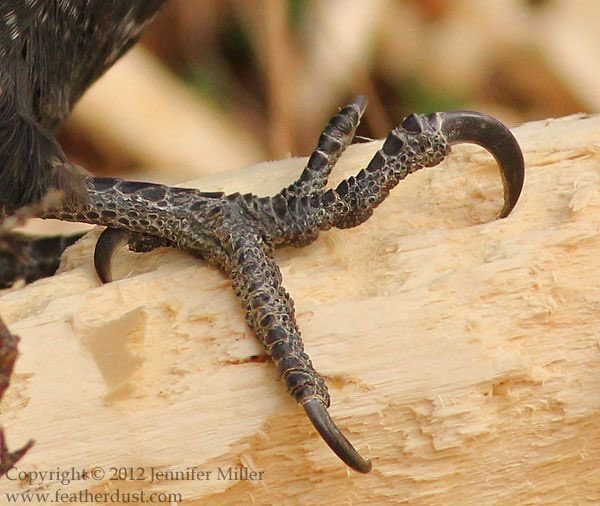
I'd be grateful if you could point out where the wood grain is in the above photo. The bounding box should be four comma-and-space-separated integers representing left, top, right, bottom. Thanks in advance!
0, 114, 599, 504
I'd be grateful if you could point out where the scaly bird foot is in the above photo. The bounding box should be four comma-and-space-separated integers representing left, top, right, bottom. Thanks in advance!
43, 97, 524, 473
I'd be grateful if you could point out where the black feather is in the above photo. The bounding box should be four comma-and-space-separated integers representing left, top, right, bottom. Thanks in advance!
0, 0, 167, 212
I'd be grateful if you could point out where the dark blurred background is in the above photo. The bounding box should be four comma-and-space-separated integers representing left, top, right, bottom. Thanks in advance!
58, 0, 600, 184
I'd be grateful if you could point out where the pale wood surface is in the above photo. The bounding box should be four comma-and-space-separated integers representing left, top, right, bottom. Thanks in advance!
0, 115, 599, 505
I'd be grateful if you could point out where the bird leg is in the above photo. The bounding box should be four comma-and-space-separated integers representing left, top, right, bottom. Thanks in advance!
38, 97, 524, 473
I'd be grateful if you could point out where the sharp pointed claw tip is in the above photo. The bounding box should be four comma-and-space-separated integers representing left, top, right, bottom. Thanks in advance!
439, 111, 524, 218
302, 398, 372, 473
498, 203, 514, 220
358, 456, 372, 471
352, 95, 368, 111
93, 248, 112, 283
94, 227, 129, 284
98, 272, 112, 284
352, 456, 373, 474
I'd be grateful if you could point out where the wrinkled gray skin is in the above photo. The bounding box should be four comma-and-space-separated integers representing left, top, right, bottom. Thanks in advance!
0, 1, 525, 474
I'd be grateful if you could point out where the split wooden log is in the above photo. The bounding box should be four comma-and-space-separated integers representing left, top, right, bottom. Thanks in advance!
0, 114, 598, 504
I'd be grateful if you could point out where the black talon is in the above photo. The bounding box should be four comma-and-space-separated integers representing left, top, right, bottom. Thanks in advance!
437, 111, 525, 218
303, 398, 372, 473
94, 227, 129, 283
349, 95, 368, 115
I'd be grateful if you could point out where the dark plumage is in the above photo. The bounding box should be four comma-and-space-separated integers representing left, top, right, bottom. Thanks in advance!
0, 3, 164, 469
0, 0, 166, 213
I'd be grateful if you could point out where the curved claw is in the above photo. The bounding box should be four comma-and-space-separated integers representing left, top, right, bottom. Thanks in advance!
94, 227, 129, 283
303, 398, 372, 473
437, 111, 525, 218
